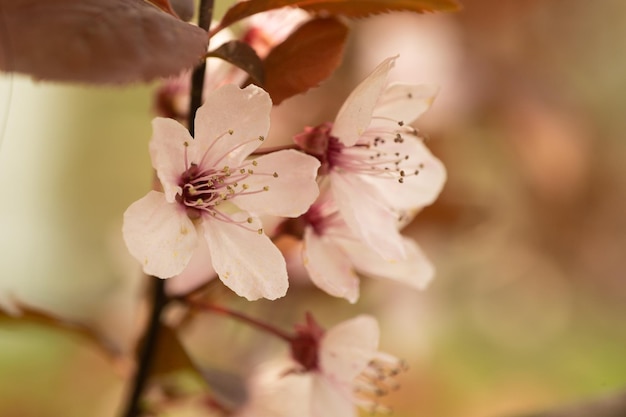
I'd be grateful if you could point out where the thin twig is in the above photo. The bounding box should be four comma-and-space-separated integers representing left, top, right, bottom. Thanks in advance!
121, 1, 216, 415
189, 300, 294, 342
120, 278, 167, 417
188, 0, 215, 133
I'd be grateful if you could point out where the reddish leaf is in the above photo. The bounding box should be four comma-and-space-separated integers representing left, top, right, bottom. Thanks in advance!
207, 40, 265, 85
147, 0, 178, 17
0, 300, 123, 358
261, 17, 348, 104
214, 0, 461, 34
0, 0, 208, 84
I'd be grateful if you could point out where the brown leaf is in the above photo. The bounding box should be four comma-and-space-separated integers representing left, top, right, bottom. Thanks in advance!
150, 324, 199, 379
169, 0, 196, 21
207, 41, 265, 85
261, 17, 348, 104
0, 300, 123, 358
0, 0, 208, 84
215, 0, 461, 34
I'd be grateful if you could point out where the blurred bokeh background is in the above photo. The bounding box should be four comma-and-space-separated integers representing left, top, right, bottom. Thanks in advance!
1, 0, 625, 416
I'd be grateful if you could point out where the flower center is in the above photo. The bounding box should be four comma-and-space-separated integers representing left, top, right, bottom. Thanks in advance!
328, 131, 422, 184
295, 121, 426, 183
176, 138, 276, 233
290, 313, 325, 371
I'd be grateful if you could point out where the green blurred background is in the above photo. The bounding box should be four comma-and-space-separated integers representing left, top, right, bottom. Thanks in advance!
1, 0, 626, 416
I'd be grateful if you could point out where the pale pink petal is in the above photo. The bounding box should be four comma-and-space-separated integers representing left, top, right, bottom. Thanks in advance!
366, 139, 447, 209
166, 236, 217, 296
149, 118, 193, 202
203, 215, 288, 300
232, 150, 320, 217
330, 172, 405, 261
331, 57, 396, 146
238, 361, 312, 417
302, 228, 359, 303
123, 191, 198, 278
191, 84, 271, 168
311, 375, 357, 417
372, 83, 439, 125
342, 237, 434, 290
320, 315, 379, 383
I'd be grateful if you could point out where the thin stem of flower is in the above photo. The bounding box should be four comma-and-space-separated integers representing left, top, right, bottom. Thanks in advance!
120, 278, 168, 417
189, 300, 294, 342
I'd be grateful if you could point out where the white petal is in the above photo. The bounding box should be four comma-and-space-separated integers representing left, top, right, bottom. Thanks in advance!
232, 150, 320, 217
149, 118, 192, 202
343, 237, 434, 290
203, 215, 288, 300
122, 191, 198, 278
330, 172, 406, 261
331, 57, 396, 146
372, 83, 439, 125
302, 228, 359, 303
320, 315, 380, 383
166, 235, 217, 296
191, 84, 271, 168
367, 138, 447, 210
311, 375, 357, 417
240, 361, 312, 417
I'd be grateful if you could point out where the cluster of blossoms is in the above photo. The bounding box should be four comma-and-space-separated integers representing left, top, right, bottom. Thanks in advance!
125, 56, 445, 301
122, 9, 446, 417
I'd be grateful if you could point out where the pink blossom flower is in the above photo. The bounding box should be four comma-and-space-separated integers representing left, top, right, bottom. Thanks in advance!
301, 193, 433, 303
242, 7, 309, 58
294, 57, 446, 262
283, 314, 406, 417
123, 84, 320, 300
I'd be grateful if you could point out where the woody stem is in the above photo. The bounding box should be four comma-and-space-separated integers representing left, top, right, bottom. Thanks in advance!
120, 0, 215, 416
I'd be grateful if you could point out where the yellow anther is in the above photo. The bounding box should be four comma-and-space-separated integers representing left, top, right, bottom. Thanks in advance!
273, 172, 278, 178
242, 184, 249, 190
257, 228, 263, 235
258, 136, 265, 141
228, 129, 234, 135
263, 186, 269, 191
183, 141, 189, 147
252, 160, 258, 166
247, 217, 253, 223
240, 168, 246, 174
248, 169, 254, 174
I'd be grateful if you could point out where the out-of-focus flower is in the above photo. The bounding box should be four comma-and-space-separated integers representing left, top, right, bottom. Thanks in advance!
294, 57, 446, 261
244, 315, 404, 417
301, 192, 434, 303
242, 7, 310, 58
123, 84, 320, 300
